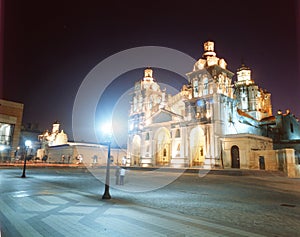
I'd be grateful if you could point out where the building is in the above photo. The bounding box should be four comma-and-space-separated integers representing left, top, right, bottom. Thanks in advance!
38, 121, 68, 148
126, 41, 300, 176
37, 121, 126, 165
0, 99, 24, 161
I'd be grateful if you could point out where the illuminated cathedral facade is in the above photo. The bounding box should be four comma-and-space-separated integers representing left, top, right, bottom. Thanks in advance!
127, 41, 300, 171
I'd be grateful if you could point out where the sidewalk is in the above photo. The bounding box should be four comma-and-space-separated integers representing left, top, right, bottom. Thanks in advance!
0, 162, 286, 177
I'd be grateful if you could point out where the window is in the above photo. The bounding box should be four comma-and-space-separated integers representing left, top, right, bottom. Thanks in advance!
209, 85, 213, 94
145, 132, 150, 140
0, 123, 13, 146
175, 129, 180, 138
203, 77, 208, 95
193, 79, 198, 97
290, 123, 294, 133
133, 97, 137, 111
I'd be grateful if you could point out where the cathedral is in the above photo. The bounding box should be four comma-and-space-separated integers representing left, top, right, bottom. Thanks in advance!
126, 41, 300, 171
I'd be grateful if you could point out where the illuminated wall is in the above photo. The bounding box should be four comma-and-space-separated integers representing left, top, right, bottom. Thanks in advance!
0, 99, 24, 160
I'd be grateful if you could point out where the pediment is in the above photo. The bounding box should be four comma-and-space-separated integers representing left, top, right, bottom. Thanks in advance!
151, 109, 183, 124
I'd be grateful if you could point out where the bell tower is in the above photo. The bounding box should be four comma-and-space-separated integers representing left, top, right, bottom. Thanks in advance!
234, 63, 272, 120
202, 41, 217, 58
236, 64, 253, 84
143, 68, 153, 82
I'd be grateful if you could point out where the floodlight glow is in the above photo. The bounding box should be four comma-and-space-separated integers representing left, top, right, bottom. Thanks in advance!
25, 140, 32, 147
101, 123, 112, 135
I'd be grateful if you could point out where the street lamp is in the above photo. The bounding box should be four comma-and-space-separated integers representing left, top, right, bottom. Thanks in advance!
21, 140, 32, 178
101, 124, 112, 199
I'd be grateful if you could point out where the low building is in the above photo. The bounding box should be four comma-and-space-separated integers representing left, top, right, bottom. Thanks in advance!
45, 142, 126, 166
37, 122, 126, 165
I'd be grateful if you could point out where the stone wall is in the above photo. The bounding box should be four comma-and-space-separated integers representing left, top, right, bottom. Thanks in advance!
276, 148, 299, 178
249, 150, 277, 170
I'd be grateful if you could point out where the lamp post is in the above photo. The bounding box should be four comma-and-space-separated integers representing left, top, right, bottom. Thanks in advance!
102, 141, 111, 199
21, 140, 31, 178
101, 124, 112, 199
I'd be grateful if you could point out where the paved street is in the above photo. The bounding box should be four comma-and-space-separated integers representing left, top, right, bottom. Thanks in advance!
0, 166, 299, 237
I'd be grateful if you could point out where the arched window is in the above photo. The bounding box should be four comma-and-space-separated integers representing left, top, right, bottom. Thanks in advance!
290, 123, 294, 133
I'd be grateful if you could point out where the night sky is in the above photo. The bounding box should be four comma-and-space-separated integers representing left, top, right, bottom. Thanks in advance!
2, 0, 299, 143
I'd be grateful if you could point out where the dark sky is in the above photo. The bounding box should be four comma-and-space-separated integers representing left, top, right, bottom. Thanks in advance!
2, 0, 300, 142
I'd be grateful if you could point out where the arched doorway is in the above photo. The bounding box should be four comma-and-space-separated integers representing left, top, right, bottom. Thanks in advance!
132, 135, 141, 166
190, 126, 205, 167
155, 128, 171, 166
231, 145, 240, 168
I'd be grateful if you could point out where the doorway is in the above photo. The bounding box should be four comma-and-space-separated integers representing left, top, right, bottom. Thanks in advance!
190, 126, 205, 167
155, 128, 171, 166
259, 156, 265, 170
231, 145, 240, 168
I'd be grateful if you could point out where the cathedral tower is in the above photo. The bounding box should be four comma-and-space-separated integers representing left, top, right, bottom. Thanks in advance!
234, 64, 272, 120
185, 41, 235, 166
129, 68, 163, 133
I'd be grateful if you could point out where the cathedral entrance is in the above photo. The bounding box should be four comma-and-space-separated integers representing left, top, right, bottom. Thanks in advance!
155, 128, 171, 166
231, 145, 240, 168
132, 135, 141, 166
190, 126, 205, 167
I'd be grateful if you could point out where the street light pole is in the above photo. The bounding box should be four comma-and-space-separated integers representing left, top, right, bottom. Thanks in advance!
102, 141, 111, 199
21, 149, 27, 178
21, 140, 31, 178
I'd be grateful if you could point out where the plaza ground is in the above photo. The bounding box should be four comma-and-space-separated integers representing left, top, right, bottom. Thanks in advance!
0, 165, 299, 236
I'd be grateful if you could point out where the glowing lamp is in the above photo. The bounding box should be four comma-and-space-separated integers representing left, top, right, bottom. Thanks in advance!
25, 140, 32, 148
